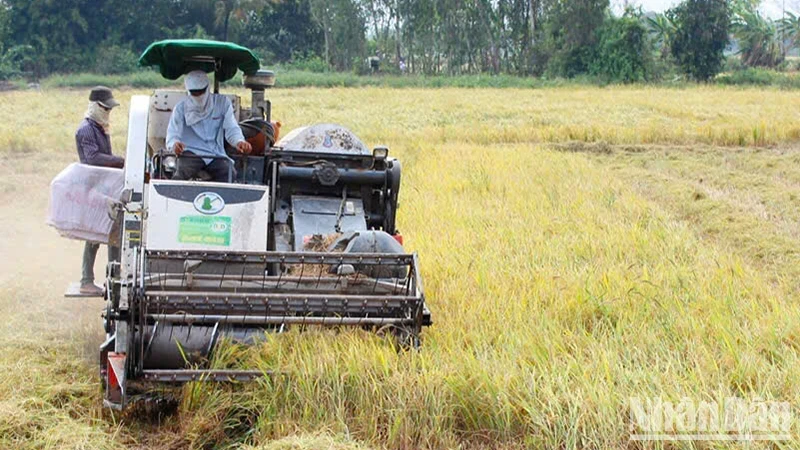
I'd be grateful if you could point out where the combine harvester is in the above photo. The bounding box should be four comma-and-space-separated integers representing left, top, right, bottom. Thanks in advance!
97, 40, 430, 409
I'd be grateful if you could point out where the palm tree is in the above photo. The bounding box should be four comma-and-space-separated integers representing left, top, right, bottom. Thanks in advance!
779, 11, 800, 54
732, 6, 783, 68
645, 14, 675, 59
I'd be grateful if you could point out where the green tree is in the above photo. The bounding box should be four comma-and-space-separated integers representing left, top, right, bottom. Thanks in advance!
3, 0, 211, 75
309, 0, 366, 70
541, 0, 609, 77
779, 11, 800, 52
4, 0, 91, 74
240, 0, 322, 62
591, 13, 652, 83
668, 0, 730, 81
108, 0, 204, 50
213, 0, 272, 41
0, 1, 9, 47
308, 0, 334, 67
732, 3, 783, 67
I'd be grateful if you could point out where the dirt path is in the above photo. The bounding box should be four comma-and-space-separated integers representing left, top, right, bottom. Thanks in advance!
0, 153, 162, 448
0, 152, 106, 342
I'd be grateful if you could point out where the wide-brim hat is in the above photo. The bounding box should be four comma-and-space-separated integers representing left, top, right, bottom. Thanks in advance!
89, 86, 120, 108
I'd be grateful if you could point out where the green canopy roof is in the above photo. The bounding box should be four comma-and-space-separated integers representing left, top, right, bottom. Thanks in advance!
138, 39, 260, 82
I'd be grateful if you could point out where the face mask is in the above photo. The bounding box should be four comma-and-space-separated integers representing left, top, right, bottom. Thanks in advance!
85, 102, 111, 133
190, 91, 208, 107
184, 88, 213, 126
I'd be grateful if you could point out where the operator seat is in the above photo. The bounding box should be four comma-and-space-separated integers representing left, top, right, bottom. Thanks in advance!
147, 89, 241, 182
147, 89, 242, 154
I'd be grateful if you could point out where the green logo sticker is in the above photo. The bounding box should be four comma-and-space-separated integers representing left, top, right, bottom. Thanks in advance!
193, 192, 225, 214
178, 216, 232, 246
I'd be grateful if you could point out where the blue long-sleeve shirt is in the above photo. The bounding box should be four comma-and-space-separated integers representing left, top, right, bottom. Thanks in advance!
75, 119, 125, 168
166, 94, 245, 164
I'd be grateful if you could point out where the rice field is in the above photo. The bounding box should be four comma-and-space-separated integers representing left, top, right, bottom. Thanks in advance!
1, 85, 800, 449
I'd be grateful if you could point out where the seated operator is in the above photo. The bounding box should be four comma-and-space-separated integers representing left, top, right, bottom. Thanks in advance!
166, 70, 252, 182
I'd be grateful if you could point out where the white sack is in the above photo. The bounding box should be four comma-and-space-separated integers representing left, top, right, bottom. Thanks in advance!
47, 163, 124, 244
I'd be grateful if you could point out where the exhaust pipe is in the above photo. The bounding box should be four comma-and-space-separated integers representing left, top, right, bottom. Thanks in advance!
243, 70, 275, 120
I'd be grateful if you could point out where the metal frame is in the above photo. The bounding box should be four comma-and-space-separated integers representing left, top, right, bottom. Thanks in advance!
102, 90, 430, 411
102, 247, 429, 408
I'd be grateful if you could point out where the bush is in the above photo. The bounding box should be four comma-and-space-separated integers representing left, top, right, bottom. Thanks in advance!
716, 67, 776, 85
591, 15, 653, 83
723, 55, 746, 72
286, 53, 329, 73
715, 67, 800, 88
545, 46, 597, 78
0, 45, 37, 80
93, 45, 140, 75
352, 56, 372, 76
41, 71, 175, 89
783, 57, 800, 72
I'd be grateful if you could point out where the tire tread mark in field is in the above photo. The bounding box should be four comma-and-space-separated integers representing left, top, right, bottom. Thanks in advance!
588, 144, 800, 294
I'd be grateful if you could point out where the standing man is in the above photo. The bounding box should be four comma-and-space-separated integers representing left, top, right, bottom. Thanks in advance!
75, 86, 124, 295
167, 70, 251, 182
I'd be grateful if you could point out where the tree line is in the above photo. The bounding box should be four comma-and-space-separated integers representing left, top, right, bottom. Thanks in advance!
0, 0, 794, 82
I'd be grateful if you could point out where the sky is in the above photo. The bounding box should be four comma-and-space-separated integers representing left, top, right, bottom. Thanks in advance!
611, 0, 800, 18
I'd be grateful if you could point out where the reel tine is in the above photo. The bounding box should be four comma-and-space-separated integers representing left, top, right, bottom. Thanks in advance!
275, 255, 285, 289
315, 256, 324, 288
261, 255, 267, 289
219, 253, 229, 288
372, 256, 382, 293
264, 295, 271, 324
262, 296, 269, 328
334, 255, 344, 289
238, 256, 247, 288
179, 258, 187, 288
352, 256, 362, 285
233, 296, 239, 332
283, 297, 289, 331
296, 255, 305, 287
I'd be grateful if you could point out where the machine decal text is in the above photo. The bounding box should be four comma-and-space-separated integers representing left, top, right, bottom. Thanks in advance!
178, 216, 232, 246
